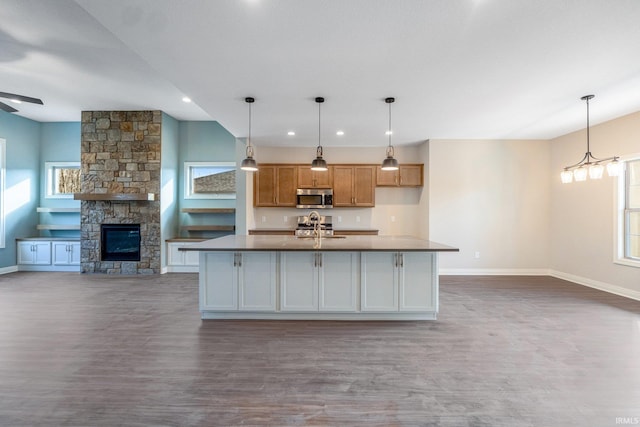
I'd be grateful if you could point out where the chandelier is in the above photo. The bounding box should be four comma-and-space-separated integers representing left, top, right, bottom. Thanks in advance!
561, 95, 619, 183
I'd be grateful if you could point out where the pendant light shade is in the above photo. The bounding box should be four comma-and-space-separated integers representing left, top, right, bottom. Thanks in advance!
381, 97, 399, 171
560, 95, 618, 183
241, 97, 258, 172
311, 97, 328, 171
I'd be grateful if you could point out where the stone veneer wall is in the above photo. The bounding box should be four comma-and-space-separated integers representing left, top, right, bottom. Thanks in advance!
80, 111, 161, 274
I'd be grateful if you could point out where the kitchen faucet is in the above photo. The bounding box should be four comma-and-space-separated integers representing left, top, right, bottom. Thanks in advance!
307, 211, 321, 248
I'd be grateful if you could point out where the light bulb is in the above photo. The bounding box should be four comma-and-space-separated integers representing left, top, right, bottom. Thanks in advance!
561, 170, 573, 184
589, 163, 604, 180
574, 166, 588, 182
607, 159, 620, 177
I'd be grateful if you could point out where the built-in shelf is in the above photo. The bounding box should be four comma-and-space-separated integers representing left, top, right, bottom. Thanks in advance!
37, 207, 81, 213
180, 225, 235, 232
181, 208, 235, 214
36, 224, 81, 231
74, 193, 156, 201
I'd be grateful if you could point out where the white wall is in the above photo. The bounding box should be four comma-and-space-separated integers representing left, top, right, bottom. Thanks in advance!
248, 144, 426, 235
429, 139, 551, 273
550, 111, 640, 297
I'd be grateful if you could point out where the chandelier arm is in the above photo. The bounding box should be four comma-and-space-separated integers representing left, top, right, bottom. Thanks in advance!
588, 154, 619, 163
563, 152, 590, 170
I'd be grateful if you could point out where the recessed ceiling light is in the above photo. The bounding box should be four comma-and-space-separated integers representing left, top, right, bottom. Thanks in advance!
287, 131, 296, 136
182, 96, 192, 103
336, 131, 345, 136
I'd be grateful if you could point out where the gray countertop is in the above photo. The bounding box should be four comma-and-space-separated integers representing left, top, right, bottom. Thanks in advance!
179, 235, 459, 252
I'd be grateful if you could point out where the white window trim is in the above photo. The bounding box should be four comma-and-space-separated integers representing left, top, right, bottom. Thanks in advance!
0, 138, 5, 248
45, 161, 80, 199
184, 161, 236, 200
614, 153, 640, 268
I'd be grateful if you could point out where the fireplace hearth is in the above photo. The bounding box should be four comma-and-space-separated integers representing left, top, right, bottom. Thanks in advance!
101, 224, 141, 262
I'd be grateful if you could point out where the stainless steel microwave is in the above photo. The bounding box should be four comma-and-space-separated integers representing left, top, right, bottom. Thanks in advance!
296, 188, 333, 209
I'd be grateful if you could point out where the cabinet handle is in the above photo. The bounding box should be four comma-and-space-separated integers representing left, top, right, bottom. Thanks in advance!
233, 253, 238, 267
238, 253, 242, 267
394, 253, 398, 267
399, 253, 404, 267
318, 253, 323, 268
313, 253, 317, 268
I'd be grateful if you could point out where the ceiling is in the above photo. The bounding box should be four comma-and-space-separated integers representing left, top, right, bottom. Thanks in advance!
2, 0, 640, 148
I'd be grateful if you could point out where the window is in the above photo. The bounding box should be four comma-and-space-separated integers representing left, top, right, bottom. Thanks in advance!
45, 162, 80, 199
0, 138, 5, 248
615, 156, 640, 267
184, 162, 236, 199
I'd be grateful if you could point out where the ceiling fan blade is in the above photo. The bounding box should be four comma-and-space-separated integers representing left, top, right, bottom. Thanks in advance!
0, 101, 19, 113
0, 91, 44, 105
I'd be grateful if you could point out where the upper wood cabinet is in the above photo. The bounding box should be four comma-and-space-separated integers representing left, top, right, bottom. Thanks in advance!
376, 164, 424, 187
297, 165, 333, 188
333, 165, 375, 207
254, 165, 297, 207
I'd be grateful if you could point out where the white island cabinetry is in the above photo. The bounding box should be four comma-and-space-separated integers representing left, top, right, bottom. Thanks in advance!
185, 235, 457, 321
280, 251, 358, 312
199, 251, 276, 312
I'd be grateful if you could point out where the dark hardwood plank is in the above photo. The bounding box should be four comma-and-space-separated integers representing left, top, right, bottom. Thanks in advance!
0, 273, 638, 426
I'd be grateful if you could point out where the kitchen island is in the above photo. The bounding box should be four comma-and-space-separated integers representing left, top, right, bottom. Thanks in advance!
180, 235, 458, 320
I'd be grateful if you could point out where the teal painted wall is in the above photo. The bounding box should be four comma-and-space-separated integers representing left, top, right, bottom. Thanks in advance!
0, 112, 41, 269
178, 121, 237, 238
38, 122, 81, 238
160, 113, 180, 269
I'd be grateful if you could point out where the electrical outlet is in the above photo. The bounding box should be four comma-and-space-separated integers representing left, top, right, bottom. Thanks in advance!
283, 215, 288, 223
356, 216, 361, 223
391, 216, 396, 222
475, 251, 480, 259
261, 216, 267, 223
337, 216, 342, 223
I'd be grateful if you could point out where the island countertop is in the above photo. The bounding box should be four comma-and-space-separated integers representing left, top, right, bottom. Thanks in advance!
179, 235, 459, 252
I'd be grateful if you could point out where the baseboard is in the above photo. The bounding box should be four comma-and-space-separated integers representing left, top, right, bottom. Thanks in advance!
439, 268, 550, 276
549, 270, 640, 302
0, 265, 19, 275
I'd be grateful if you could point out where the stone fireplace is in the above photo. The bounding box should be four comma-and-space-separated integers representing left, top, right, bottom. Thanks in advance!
78, 111, 161, 274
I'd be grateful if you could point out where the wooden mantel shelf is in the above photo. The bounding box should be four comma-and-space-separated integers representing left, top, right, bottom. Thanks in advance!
74, 193, 156, 201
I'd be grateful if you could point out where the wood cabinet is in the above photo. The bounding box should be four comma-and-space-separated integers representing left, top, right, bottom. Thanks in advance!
52, 241, 81, 266
254, 165, 297, 207
333, 165, 375, 207
361, 252, 436, 312
200, 251, 276, 312
17, 241, 51, 265
280, 251, 358, 312
297, 165, 333, 188
376, 164, 424, 187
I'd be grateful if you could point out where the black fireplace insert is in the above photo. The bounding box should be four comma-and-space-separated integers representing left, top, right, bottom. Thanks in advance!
101, 224, 141, 261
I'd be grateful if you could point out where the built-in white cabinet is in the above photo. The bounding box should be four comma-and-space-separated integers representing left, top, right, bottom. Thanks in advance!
280, 251, 358, 312
361, 252, 437, 312
166, 241, 200, 272
17, 241, 52, 265
52, 241, 81, 266
199, 251, 276, 312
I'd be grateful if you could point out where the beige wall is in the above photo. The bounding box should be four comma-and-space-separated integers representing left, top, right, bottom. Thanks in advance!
550, 111, 640, 297
247, 145, 426, 235
428, 139, 551, 272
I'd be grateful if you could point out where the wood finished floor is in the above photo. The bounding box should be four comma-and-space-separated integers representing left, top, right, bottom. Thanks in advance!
0, 273, 638, 427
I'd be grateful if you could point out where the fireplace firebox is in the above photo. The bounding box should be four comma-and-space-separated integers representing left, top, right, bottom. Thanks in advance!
101, 224, 141, 261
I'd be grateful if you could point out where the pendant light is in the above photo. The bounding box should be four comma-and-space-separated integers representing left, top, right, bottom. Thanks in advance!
311, 97, 328, 171
381, 97, 399, 171
560, 94, 619, 183
240, 97, 258, 172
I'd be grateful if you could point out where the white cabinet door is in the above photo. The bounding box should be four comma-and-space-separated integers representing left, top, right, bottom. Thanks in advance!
167, 242, 184, 265
200, 252, 238, 311
280, 252, 319, 311
238, 252, 276, 311
399, 252, 436, 312
17, 241, 51, 265
319, 252, 358, 312
52, 241, 80, 266
361, 252, 398, 312
184, 249, 200, 266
